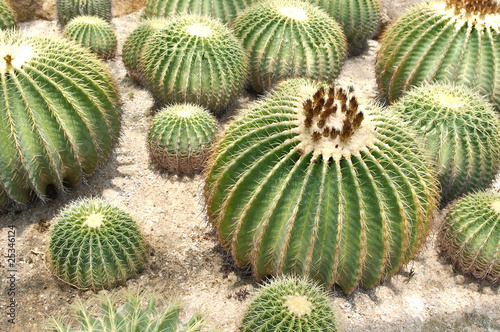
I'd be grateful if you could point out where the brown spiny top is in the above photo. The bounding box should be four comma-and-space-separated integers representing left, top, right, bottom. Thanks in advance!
447, 0, 500, 15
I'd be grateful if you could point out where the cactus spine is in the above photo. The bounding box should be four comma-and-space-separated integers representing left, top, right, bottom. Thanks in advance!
232, 0, 346, 93
63, 16, 117, 59
205, 79, 438, 293
239, 276, 339, 332
147, 104, 218, 175
376, 0, 500, 107
0, 31, 121, 208
57, 0, 112, 27
122, 18, 169, 83
141, 0, 256, 24
441, 191, 500, 283
140, 15, 248, 113
0, 0, 15, 30
391, 83, 500, 203
309, 0, 380, 55
49, 198, 147, 291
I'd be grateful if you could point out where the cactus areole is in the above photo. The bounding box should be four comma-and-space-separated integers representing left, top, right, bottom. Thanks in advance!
205, 80, 438, 293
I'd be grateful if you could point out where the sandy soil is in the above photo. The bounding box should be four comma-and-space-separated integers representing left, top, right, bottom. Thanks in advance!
0, 10, 499, 332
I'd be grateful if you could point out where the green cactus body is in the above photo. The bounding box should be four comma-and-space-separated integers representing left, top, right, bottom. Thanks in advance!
141, 0, 256, 24
0, 0, 15, 30
147, 104, 218, 175
49, 198, 147, 291
205, 79, 438, 293
140, 15, 248, 113
232, 0, 346, 93
49, 292, 206, 331
0, 31, 121, 208
441, 191, 500, 283
239, 276, 339, 332
376, 0, 500, 107
57, 0, 112, 27
63, 16, 117, 59
391, 83, 500, 203
122, 18, 170, 83
308, 0, 380, 55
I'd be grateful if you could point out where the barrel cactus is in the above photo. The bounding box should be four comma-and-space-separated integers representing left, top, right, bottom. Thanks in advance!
140, 0, 256, 24
441, 191, 500, 283
57, 0, 112, 27
240, 276, 339, 332
0, 0, 15, 30
391, 83, 500, 203
205, 78, 438, 293
49, 198, 147, 290
308, 0, 380, 55
232, 0, 347, 93
122, 18, 169, 83
63, 16, 117, 59
49, 292, 206, 331
376, 0, 500, 107
140, 15, 248, 113
0, 31, 121, 208
147, 104, 218, 175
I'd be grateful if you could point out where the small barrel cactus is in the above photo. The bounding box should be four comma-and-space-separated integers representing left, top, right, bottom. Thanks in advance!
140, 15, 248, 113
205, 78, 438, 293
63, 16, 117, 59
232, 0, 346, 93
49, 291, 206, 331
391, 83, 500, 203
56, 0, 112, 27
0, 0, 15, 30
140, 0, 256, 24
122, 18, 169, 83
239, 276, 339, 332
441, 191, 500, 283
49, 198, 147, 290
0, 31, 121, 208
308, 0, 380, 55
147, 104, 218, 175
376, 0, 500, 107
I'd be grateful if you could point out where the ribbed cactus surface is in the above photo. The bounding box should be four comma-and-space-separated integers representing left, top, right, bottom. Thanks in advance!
140, 15, 248, 113
391, 83, 500, 203
147, 104, 218, 175
122, 18, 169, 83
205, 79, 438, 293
49, 198, 147, 290
57, 0, 112, 27
0, 31, 121, 208
376, 0, 500, 106
49, 292, 206, 331
63, 16, 117, 59
309, 0, 380, 55
141, 0, 256, 24
232, 0, 346, 93
441, 191, 500, 283
0, 0, 15, 30
240, 276, 339, 332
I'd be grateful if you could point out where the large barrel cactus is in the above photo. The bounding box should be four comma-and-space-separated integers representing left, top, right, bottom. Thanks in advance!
376, 0, 500, 107
391, 83, 500, 203
441, 191, 500, 283
63, 16, 117, 59
205, 78, 438, 293
57, 0, 112, 27
140, 0, 256, 24
0, 0, 15, 30
49, 198, 147, 290
232, 0, 346, 93
0, 31, 121, 208
308, 0, 380, 55
140, 15, 248, 114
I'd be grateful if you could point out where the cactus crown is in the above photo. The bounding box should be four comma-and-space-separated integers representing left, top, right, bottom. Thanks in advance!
0, 42, 32, 73
296, 86, 377, 161
446, 0, 500, 15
